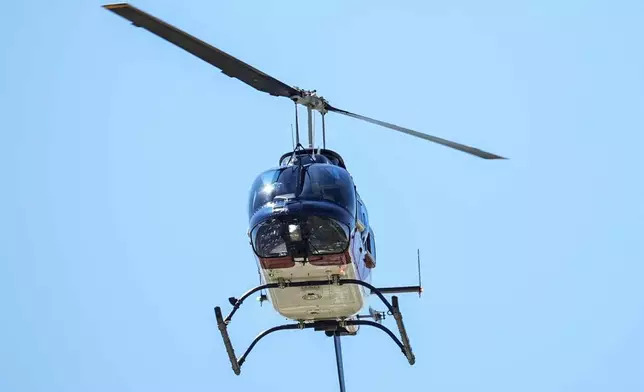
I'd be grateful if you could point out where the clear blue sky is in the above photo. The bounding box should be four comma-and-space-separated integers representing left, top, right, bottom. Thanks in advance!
2, 0, 643, 391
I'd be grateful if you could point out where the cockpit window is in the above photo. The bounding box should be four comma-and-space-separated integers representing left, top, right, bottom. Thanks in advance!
248, 167, 298, 218
300, 164, 356, 217
280, 154, 331, 167
248, 164, 356, 219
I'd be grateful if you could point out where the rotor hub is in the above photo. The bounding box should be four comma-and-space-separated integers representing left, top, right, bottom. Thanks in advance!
292, 89, 329, 114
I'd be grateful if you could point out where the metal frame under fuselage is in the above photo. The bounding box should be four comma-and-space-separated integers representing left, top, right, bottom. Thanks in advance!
214, 277, 417, 377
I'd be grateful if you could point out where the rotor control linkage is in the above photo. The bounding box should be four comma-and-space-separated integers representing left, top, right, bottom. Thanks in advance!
213, 278, 417, 374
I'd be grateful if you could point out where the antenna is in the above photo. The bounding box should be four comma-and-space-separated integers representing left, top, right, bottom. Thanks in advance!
372, 249, 423, 296
417, 249, 423, 298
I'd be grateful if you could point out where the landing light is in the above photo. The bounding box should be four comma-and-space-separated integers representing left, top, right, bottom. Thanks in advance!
288, 224, 302, 241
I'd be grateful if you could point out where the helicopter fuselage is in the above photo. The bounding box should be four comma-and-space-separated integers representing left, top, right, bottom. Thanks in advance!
247, 149, 377, 327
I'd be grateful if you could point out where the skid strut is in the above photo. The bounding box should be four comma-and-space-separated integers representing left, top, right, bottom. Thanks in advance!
213, 278, 417, 378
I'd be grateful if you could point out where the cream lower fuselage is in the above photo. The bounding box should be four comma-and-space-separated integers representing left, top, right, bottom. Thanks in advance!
257, 227, 373, 329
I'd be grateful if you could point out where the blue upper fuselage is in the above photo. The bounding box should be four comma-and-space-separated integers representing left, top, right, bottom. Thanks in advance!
246, 150, 368, 259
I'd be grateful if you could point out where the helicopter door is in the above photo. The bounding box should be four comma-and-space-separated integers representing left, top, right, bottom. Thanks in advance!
356, 199, 368, 233
364, 228, 376, 269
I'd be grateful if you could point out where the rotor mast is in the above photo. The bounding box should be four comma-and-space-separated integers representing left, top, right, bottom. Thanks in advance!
292, 89, 328, 150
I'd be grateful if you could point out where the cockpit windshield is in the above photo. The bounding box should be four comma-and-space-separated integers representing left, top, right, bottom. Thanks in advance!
248, 164, 356, 219
299, 165, 356, 214
248, 167, 298, 218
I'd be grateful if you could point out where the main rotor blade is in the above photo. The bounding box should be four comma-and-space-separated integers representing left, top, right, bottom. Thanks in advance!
103, 3, 300, 98
326, 106, 507, 159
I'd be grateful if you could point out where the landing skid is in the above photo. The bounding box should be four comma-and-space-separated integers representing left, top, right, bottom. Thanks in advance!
213, 277, 419, 390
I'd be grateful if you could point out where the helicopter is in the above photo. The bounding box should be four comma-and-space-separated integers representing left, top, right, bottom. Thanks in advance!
103, 3, 507, 391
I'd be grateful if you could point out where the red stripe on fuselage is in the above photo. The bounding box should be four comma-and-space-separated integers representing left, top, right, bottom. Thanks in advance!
259, 249, 352, 269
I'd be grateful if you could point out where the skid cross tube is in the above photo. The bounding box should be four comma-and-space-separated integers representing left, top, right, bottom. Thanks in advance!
213, 278, 416, 376
212, 316, 412, 376
373, 285, 422, 295
223, 278, 418, 324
